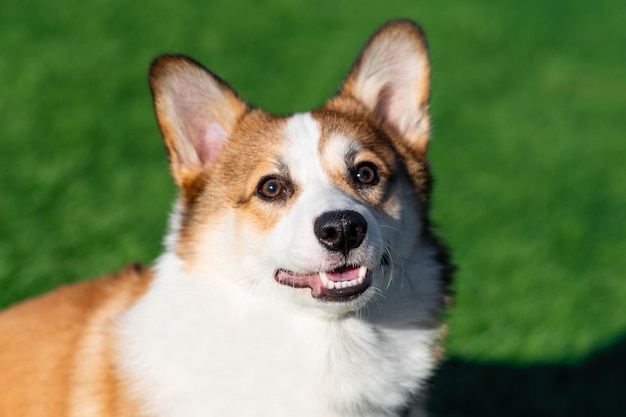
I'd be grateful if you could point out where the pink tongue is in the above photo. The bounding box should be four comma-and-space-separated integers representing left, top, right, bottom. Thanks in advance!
327, 266, 360, 282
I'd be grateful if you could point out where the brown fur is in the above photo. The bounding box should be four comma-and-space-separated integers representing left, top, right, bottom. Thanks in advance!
0, 264, 152, 417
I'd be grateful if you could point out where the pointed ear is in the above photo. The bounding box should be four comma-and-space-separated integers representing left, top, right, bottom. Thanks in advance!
340, 20, 431, 154
149, 55, 249, 187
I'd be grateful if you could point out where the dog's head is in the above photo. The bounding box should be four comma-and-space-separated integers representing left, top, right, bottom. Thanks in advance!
149, 21, 446, 316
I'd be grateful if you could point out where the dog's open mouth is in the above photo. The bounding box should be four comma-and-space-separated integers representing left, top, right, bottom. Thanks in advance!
275, 265, 371, 301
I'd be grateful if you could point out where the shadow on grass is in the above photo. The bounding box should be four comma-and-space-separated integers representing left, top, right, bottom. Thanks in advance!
428, 335, 626, 417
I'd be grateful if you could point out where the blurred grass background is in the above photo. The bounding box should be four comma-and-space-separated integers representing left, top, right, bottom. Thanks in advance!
1, 0, 624, 415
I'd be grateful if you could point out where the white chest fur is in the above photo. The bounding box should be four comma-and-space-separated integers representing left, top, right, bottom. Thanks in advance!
116, 255, 438, 417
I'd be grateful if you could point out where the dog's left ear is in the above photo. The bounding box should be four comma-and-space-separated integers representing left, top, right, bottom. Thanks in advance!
149, 55, 249, 188
340, 20, 431, 154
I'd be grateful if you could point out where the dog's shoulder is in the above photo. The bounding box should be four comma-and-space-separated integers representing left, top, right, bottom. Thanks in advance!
0, 263, 153, 416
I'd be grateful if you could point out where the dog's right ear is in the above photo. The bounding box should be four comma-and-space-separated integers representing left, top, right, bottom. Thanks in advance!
149, 55, 249, 187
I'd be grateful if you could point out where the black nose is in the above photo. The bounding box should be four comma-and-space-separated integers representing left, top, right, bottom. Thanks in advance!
314, 210, 367, 255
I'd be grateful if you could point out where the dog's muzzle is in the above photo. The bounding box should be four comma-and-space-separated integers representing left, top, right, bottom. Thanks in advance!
274, 210, 374, 301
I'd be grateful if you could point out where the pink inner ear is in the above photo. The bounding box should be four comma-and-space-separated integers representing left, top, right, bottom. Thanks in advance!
373, 83, 410, 136
373, 84, 393, 126
189, 117, 228, 165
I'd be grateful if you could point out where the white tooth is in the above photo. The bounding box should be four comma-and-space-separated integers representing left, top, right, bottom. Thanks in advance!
358, 266, 368, 280
320, 270, 368, 291
319, 271, 329, 287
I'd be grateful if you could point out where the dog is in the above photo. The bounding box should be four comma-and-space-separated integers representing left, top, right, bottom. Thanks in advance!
0, 19, 452, 417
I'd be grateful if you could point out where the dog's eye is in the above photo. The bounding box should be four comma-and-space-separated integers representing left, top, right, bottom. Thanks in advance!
354, 162, 379, 186
257, 177, 285, 200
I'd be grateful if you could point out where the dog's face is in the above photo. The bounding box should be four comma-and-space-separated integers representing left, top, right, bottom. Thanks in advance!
150, 21, 436, 315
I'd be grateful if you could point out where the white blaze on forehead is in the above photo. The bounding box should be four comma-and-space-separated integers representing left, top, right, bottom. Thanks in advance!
282, 113, 326, 185
280, 112, 361, 215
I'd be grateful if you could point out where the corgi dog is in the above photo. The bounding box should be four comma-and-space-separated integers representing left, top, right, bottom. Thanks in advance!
0, 19, 452, 417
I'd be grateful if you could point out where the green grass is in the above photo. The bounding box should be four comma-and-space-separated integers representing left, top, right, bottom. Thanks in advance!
1, 0, 625, 414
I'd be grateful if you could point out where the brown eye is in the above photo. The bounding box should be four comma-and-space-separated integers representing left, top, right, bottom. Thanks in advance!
354, 162, 379, 186
257, 177, 285, 199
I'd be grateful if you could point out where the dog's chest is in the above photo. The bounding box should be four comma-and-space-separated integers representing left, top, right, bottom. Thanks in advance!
116, 272, 434, 417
